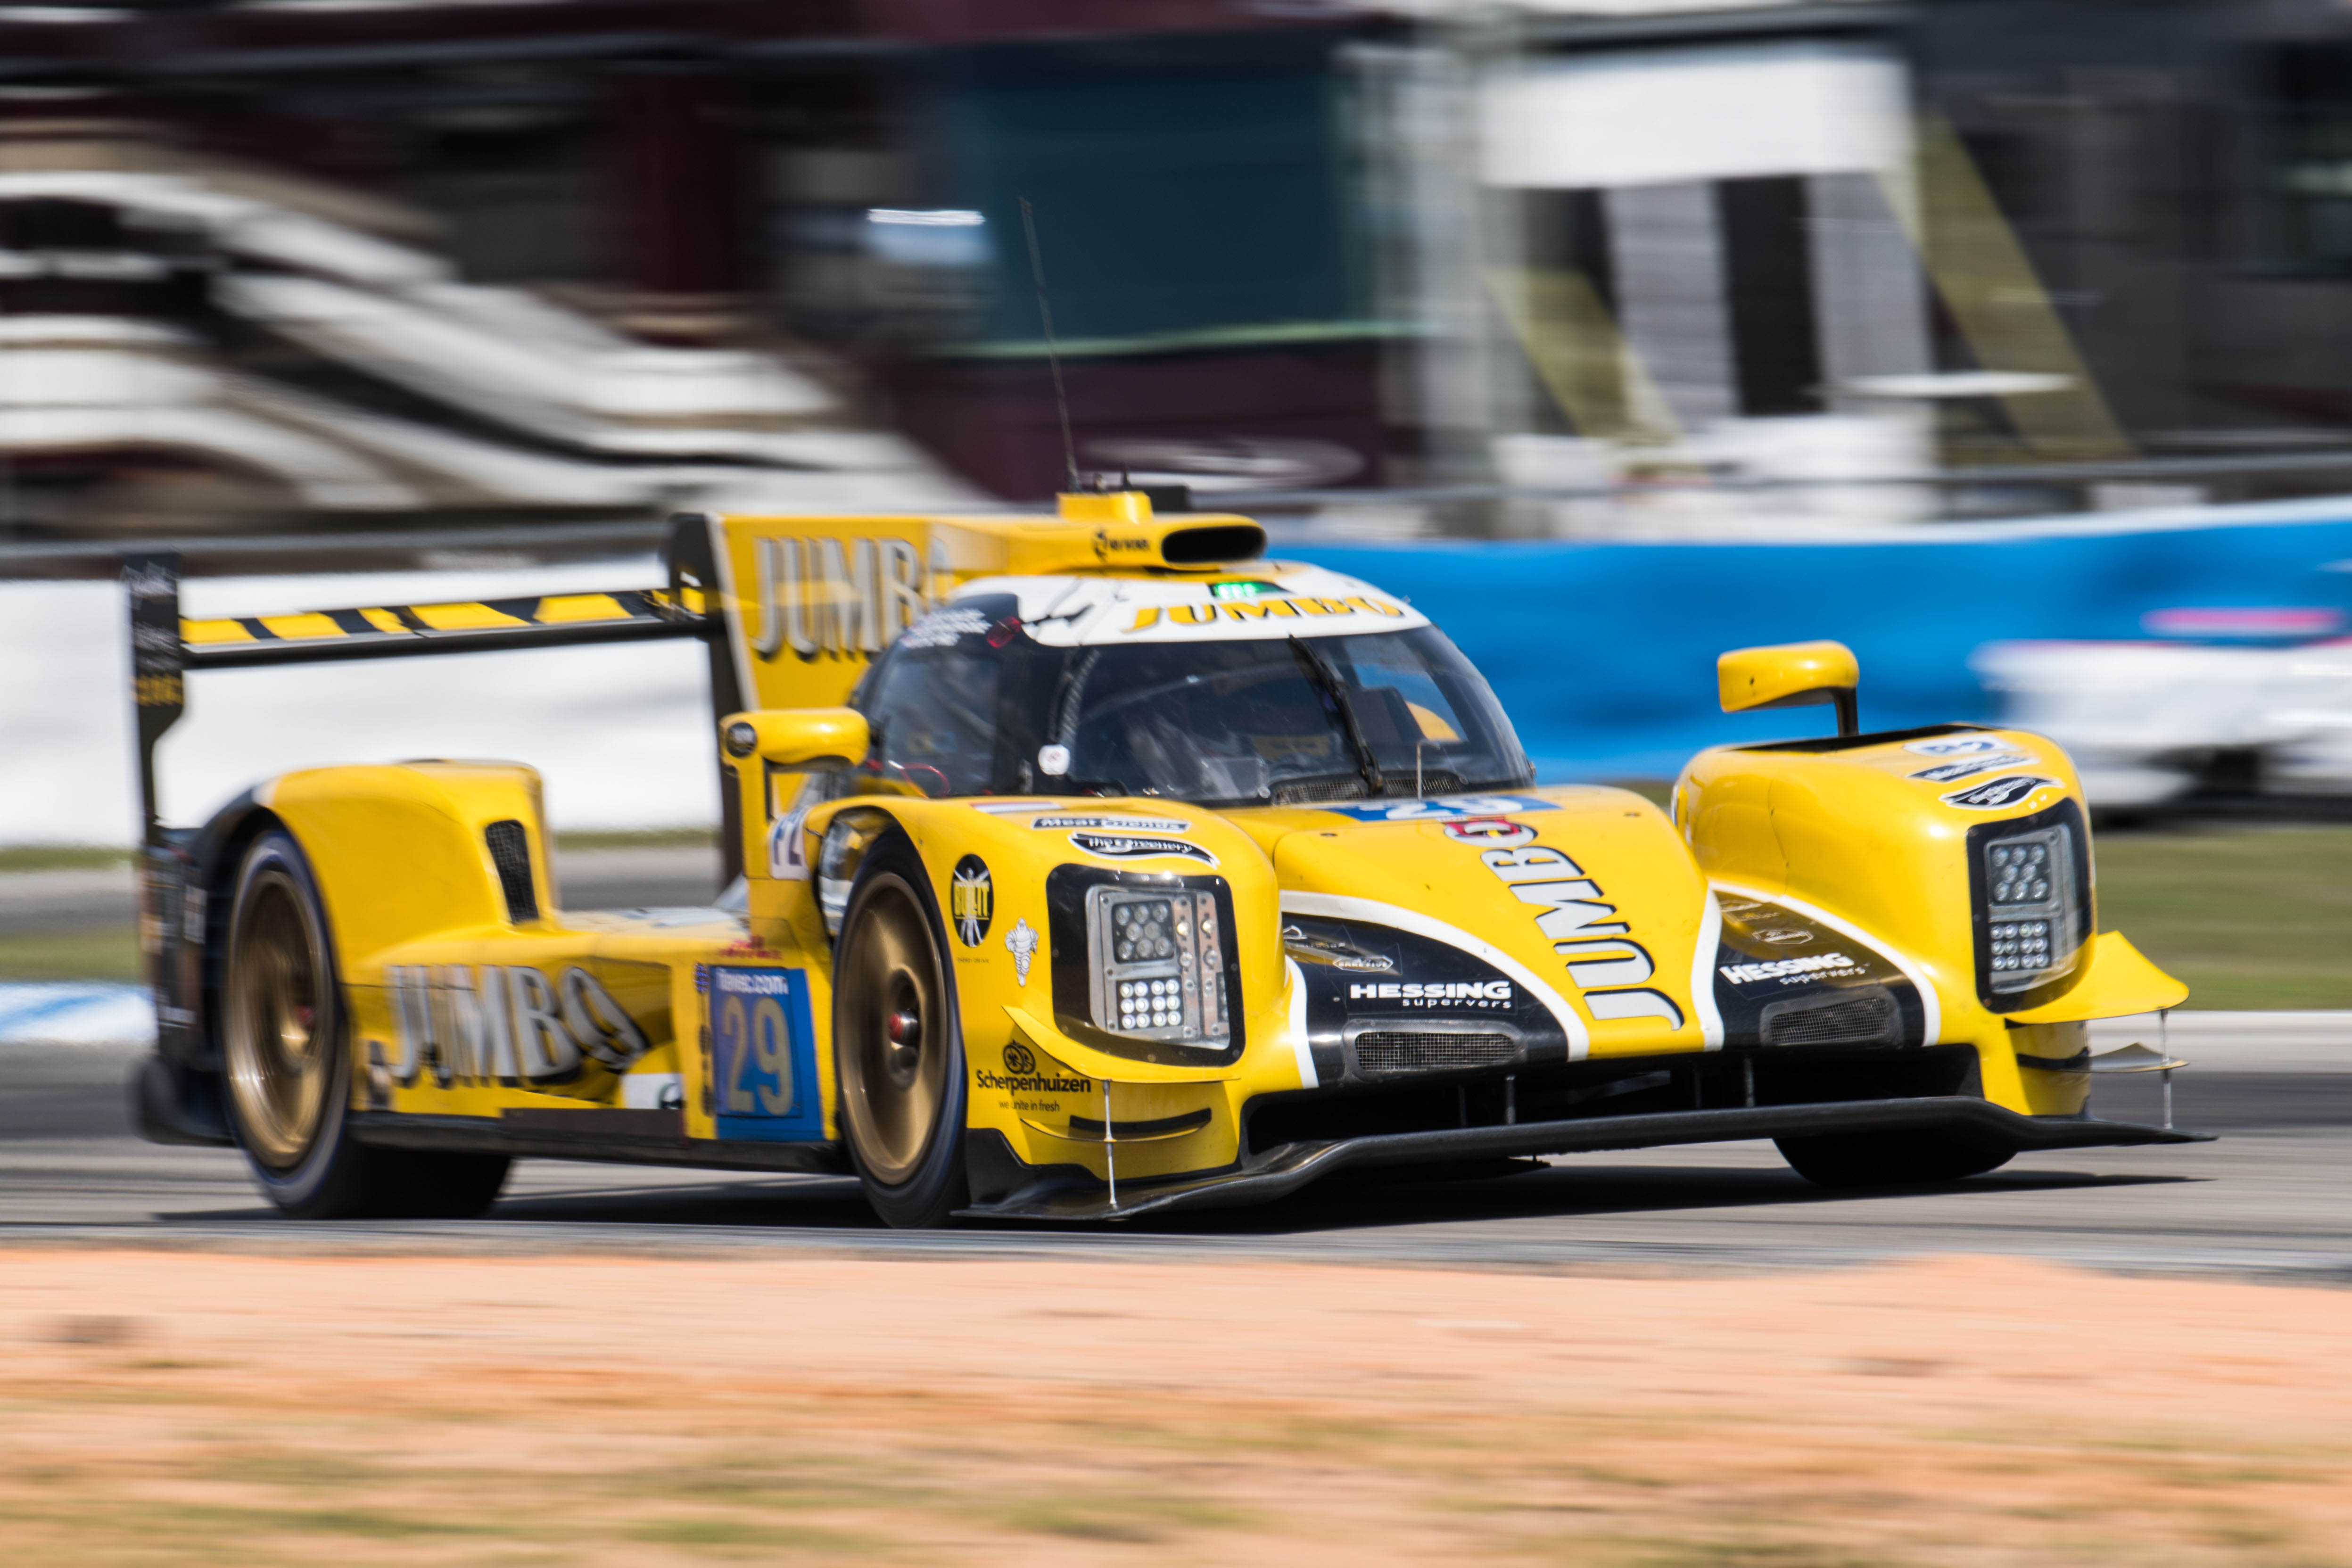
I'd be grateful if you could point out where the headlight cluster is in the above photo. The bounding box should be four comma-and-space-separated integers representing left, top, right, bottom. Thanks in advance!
1987, 919, 2050, 972
1086, 886, 1230, 1046
1979, 824, 2076, 993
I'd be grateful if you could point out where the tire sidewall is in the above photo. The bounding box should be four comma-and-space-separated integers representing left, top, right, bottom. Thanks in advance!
834, 832, 969, 1226
223, 828, 361, 1215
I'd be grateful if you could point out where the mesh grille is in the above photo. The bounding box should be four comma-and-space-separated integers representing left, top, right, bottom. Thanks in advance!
1273, 777, 1369, 806
1270, 772, 1469, 808
484, 820, 539, 924
1354, 1032, 1517, 1074
1761, 991, 1895, 1046
1400, 770, 1465, 796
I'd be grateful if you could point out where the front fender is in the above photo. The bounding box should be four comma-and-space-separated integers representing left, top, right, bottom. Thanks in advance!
797, 794, 1295, 1185
1676, 726, 2185, 1114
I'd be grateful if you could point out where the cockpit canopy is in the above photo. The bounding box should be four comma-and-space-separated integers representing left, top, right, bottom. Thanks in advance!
837, 592, 1535, 808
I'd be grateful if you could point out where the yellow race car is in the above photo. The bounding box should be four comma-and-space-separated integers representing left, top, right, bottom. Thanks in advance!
124, 491, 2202, 1226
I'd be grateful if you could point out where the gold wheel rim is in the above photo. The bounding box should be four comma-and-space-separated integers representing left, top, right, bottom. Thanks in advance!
838, 878, 947, 1185
224, 868, 330, 1169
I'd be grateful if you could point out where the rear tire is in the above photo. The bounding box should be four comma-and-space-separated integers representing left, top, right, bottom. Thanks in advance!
1775, 1129, 2014, 1189
833, 834, 969, 1229
222, 828, 511, 1220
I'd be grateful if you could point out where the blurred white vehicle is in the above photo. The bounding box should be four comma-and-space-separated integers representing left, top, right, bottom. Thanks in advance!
1974, 622, 2352, 808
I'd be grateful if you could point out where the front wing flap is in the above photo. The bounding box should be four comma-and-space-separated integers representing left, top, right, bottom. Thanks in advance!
957, 1097, 2208, 1223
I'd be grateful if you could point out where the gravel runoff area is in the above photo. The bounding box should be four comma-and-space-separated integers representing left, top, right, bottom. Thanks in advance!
0, 1247, 2345, 1567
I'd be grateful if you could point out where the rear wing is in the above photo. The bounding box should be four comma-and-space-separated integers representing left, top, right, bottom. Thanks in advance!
123, 491, 1266, 876
124, 512, 736, 859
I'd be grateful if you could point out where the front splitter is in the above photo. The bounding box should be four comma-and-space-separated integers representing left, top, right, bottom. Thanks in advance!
957, 1095, 2210, 1223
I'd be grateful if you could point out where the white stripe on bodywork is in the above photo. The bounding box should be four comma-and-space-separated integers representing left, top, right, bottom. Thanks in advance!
1284, 957, 1316, 1089
1690, 888, 1725, 1049
1279, 891, 1591, 1061
1708, 880, 1944, 1047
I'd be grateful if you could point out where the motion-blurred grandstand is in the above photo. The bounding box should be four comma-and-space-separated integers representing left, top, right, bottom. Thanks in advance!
5, 0, 2352, 548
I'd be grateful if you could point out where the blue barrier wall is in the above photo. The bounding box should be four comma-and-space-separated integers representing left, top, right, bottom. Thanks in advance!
1291, 513, 2352, 782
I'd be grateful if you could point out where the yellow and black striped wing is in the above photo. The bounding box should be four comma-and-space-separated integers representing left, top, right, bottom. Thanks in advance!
181, 587, 706, 668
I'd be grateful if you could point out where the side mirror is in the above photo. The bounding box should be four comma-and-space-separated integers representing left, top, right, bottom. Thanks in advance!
1717, 641, 1859, 737
719, 708, 869, 772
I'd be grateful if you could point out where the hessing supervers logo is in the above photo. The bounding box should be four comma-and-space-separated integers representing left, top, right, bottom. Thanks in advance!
1348, 979, 1512, 1012
384, 964, 651, 1088
1719, 952, 1865, 987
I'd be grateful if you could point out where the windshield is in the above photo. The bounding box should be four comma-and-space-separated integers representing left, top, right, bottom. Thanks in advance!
842, 597, 1533, 807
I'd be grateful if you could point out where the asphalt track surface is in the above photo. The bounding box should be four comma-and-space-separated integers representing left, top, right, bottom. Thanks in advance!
2, 849, 2344, 1279
0, 1033, 2340, 1280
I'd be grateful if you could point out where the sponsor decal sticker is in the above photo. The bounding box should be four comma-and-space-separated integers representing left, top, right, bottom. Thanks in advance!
1462, 824, 1684, 1028
622, 1072, 685, 1111
766, 801, 812, 880
745, 533, 930, 665
1004, 916, 1039, 985
1719, 952, 1865, 987
1323, 793, 1561, 824
900, 605, 990, 649
1332, 954, 1394, 972
386, 963, 655, 1090
1753, 927, 1815, 946
1032, 814, 1192, 834
1441, 815, 1537, 845
950, 855, 993, 946
1067, 830, 1217, 867
975, 1040, 1094, 1095
709, 966, 823, 1137
1121, 594, 1408, 634
1209, 579, 1286, 601
1347, 979, 1513, 1011
1910, 753, 2032, 784
1905, 734, 2009, 757
1941, 775, 2059, 810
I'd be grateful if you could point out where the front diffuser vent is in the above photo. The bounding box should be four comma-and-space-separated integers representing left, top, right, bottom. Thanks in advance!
1354, 1032, 1517, 1074
1760, 989, 1895, 1047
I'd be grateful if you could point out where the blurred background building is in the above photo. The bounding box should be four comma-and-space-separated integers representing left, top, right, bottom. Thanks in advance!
8, 0, 2352, 544
25, 0, 2352, 831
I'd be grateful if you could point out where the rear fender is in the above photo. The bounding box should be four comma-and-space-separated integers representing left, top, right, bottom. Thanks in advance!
257, 762, 557, 969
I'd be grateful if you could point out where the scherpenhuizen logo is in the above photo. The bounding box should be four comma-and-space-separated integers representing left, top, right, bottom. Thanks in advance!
950, 855, 992, 946
1941, 775, 2058, 810
1002, 1043, 1036, 1074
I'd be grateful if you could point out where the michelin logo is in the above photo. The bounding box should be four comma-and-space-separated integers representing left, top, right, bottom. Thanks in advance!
1720, 952, 1861, 985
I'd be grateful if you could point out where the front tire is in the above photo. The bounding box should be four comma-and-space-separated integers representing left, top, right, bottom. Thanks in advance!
1775, 1129, 2014, 1189
834, 835, 969, 1229
222, 828, 510, 1219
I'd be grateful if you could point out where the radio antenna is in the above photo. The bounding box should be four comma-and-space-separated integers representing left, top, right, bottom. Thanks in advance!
1019, 197, 1081, 493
